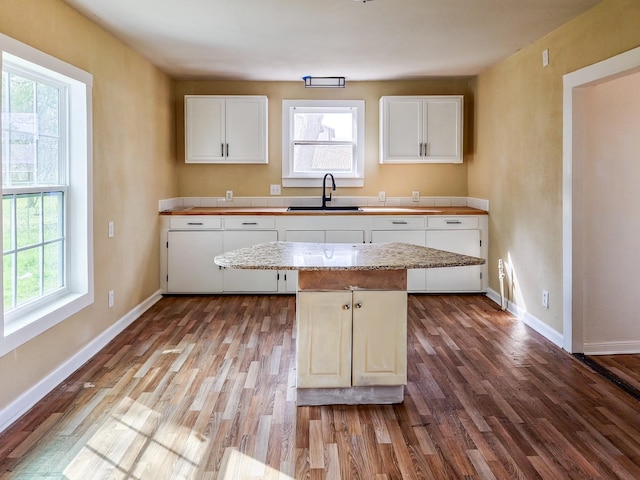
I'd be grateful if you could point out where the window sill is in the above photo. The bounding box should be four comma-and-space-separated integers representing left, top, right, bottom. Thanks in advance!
1, 291, 93, 357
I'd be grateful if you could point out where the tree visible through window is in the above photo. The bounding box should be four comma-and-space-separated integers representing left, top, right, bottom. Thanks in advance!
2, 61, 66, 313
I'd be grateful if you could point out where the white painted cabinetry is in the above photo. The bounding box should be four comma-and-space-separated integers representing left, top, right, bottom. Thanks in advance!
222, 217, 278, 292
184, 95, 268, 164
162, 213, 487, 294
380, 95, 463, 163
425, 217, 482, 292
166, 216, 224, 293
296, 290, 407, 389
370, 216, 426, 292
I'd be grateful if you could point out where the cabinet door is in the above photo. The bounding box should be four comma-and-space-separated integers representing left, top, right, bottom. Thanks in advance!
381, 97, 423, 162
297, 291, 353, 388
423, 97, 463, 163
222, 230, 278, 292
225, 97, 268, 164
167, 230, 223, 293
185, 96, 225, 163
352, 291, 407, 386
370, 230, 426, 291
325, 230, 364, 243
426, 229, 481, 291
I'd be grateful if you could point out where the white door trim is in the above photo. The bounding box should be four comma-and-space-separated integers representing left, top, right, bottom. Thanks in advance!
562, 46, 640, 352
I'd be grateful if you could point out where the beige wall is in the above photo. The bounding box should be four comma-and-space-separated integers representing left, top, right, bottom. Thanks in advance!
175, 79, 473, 198
470, 0, 640, 333
583, 70, 640, 345
0, 0, 176, 410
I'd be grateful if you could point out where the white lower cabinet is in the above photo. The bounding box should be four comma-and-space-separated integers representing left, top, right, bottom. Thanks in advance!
296, 290, 407, 388
167, 230, 223, 293
371, 230, 426, 291
425, 228, 482, 291
222, 230, 278, 292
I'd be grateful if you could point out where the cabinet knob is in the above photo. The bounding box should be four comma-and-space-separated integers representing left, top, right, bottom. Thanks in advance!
343, 304, 351, 310
355, 302, 363, 309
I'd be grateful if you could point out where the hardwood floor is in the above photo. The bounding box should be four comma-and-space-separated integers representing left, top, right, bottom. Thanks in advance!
1, 294, 640, 479
586, 354, 640, 396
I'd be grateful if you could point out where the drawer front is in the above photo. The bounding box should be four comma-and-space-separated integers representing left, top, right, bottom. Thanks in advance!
224, 216, 276, 229
371, 217, 425, 230
169, 216, 222, 229
427, 216, 479, 229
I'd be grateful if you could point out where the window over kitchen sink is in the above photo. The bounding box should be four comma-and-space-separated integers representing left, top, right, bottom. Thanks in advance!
282, 99, 364, 187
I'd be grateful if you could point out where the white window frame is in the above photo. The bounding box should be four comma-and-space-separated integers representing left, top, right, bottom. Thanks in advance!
282, 99, 365, 187
0, 33, 93, 356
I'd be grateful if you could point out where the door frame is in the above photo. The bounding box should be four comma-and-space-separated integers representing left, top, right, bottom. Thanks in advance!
562, 46, 640, 352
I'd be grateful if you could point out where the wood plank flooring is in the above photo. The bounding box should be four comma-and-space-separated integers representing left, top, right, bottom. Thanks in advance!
587, 354, 640, 394
1, 294, 640, 479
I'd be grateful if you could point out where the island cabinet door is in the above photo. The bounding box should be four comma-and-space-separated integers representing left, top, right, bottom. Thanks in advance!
297, 291, 353, 389
352, 290, 407, 386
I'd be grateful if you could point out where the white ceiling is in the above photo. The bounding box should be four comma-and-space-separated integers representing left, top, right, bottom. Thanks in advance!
62, 0, 601, 81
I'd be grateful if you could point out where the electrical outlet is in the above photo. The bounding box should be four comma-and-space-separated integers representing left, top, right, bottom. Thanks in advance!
108, 221, 114, 238
378, 191, 386, 202
270, 184, 281, 195
108, 290, 114, 308
542, 290, 549, 309
225, 190, 233, 201
412, 191, 420, 202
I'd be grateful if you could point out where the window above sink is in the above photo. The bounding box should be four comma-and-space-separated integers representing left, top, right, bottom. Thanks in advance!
281, 99, 365, 188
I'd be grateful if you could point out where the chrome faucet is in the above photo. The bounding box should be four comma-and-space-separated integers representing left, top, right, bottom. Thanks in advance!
322, 173, 336, 209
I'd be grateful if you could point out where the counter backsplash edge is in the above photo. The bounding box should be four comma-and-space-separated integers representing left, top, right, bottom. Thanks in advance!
159, 196, 489, 212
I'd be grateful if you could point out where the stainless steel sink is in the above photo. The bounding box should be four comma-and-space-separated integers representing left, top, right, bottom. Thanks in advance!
286, 206, 362, 212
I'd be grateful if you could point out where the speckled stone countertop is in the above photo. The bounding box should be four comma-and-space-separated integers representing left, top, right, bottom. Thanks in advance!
214, 241, 485, 271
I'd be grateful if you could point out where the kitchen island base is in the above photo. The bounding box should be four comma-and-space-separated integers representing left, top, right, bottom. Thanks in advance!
213, 241, 486, 407
296, 269, 407, 406
297, 385, 404, 406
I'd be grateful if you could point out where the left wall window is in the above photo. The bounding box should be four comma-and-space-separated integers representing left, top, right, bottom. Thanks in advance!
0, 33, 93, 356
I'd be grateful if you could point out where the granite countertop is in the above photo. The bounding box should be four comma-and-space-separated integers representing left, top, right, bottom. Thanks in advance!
161, 206, 487, 216
214, 241, 485, 271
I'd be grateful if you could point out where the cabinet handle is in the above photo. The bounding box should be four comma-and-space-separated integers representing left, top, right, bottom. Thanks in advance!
419, 142, 423, 157
241, 222, 258, 226
446, 220, 462, 224
226, 143, 229, 156
221, 143, 224, 157
355, 302, 362, 309
187, 222, 203, 225
392, 221, 408, 225
343, 304, 351, 310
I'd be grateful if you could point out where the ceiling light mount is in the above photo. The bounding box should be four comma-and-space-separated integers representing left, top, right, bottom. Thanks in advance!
302, 76, 346, 88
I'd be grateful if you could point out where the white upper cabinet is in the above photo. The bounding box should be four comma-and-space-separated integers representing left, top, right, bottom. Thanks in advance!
185, 95, 268, 164
379, 95, 463, 164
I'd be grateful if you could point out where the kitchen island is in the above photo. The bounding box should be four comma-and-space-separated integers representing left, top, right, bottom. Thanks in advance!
214, 241, 485, 405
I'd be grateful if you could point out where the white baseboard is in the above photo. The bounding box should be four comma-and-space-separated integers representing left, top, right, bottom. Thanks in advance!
486, 288, 564, 348
583, 341, 640, 355
0, 290, 163, 434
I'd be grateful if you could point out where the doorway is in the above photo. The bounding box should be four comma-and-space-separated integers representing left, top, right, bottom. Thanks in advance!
563, 47, 640, 391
